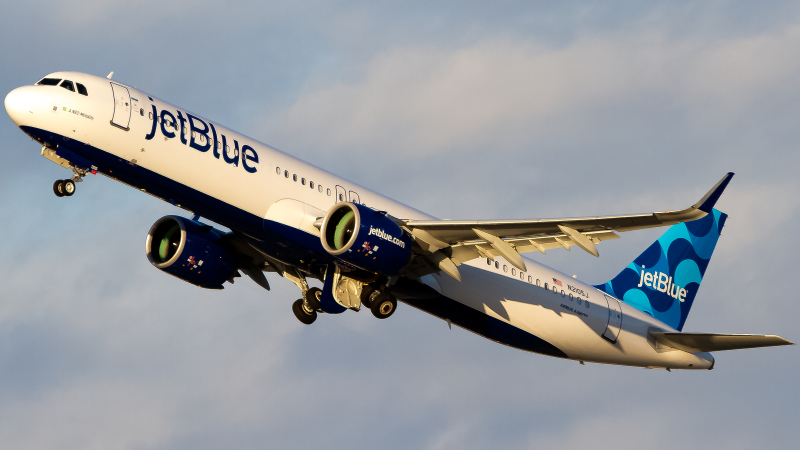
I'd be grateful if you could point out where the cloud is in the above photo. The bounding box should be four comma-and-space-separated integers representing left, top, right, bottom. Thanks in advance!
268, 24, 800, 163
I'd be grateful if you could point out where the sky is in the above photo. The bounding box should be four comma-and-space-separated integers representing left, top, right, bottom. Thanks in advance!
1, 1, 798, 449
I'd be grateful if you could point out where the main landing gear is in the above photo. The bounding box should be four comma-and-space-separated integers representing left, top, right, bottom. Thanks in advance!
292, 287, 322, 325
53, 166, 89, 198
287, 269, 398, 325
360, 286, 397, 319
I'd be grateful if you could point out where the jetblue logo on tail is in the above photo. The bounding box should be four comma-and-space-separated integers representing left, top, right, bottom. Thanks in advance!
637, 268, 688, 302
594, 209, 727, 331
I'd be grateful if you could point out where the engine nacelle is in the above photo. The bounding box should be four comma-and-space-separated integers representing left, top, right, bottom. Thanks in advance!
320, 202, 412, 274
145, 216, 237, 289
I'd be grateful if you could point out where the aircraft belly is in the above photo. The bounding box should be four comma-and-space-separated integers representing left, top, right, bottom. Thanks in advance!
432, 263, 713, 368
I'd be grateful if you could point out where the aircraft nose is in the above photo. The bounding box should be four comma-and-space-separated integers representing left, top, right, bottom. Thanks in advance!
5, 86, 34, 126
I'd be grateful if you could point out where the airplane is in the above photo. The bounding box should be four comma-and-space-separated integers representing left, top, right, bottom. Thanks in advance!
4, 71, 793, 370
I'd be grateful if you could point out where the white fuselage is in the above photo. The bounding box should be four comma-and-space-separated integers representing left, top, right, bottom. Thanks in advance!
5, 72, 714, 369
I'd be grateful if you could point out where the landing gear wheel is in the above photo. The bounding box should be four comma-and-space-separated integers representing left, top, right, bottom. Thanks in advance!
304, 287, 322, 311
53, 180, 65, 197
62, 180, 76, 196
293, 299, 317, 324
360, 286, 375, 309
370, 293, 397, 319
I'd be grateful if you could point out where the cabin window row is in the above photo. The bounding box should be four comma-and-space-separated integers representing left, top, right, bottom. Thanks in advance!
487, 258, 535, 283
485, 258, 589, 308
275, 166, 331, 196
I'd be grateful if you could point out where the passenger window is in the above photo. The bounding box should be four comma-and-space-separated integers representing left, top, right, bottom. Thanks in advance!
276, 167, 281, 174
569, 293, 573, 301
310, 181, 314, 189
149, 112, 153, 119
511, 268, 516, 276
140, 108, 144, 116
553, 286, 557, 293
338, 193, 344, 201
544, 282, 549, 290
59, 80, 75, 92
494, 261, 499, 269
536, 279, 540, 286
577, 298, 582, 305
528, 275, 532, 283
585, 301, 589, 309
520, 272, 524, 280
76, 83, 88, 96
301, 177, 306, 185
327, 188, 331, 196
561, 290, 565, 297
487, 259, 492, 265
319, 185, 323, 193
37, 78, 61, 86
503, 265, 508, 273
284, 170, 289, 178
293, 174, 297, 182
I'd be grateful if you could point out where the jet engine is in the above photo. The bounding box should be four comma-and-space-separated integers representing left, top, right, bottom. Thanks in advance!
320, 202, 412, 274
145, 215, 237, 289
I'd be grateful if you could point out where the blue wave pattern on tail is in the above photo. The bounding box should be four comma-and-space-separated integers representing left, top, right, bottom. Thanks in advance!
593, 209, 727, 331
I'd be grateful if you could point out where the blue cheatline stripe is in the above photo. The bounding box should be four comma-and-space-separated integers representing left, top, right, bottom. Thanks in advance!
22, 126, 334, 267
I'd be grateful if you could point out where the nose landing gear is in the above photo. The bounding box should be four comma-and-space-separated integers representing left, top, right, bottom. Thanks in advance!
53, 179, 75, 197
53, 166, 89, 198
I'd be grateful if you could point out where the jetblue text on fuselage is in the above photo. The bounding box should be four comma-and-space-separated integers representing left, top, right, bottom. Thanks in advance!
368, 225, 406, 248
144, 105, 259, 173
637, 266, 688, 302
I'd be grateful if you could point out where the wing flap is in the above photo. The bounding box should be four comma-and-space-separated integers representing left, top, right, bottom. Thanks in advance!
449, 230, 621, 265
650, 332, 794, 353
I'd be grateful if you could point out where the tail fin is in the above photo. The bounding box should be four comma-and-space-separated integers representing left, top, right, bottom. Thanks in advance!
594, 209, 727, 331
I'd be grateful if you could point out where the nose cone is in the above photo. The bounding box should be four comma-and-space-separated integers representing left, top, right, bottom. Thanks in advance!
5, 86, 34, 126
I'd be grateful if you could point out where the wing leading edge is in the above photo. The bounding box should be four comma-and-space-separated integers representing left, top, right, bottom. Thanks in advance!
400, 173, 734, 279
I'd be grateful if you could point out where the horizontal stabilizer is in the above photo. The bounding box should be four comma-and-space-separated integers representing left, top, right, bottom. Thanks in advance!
650, 332, 794, 353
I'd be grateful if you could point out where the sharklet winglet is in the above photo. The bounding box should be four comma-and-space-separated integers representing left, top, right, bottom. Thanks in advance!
696, 172, 734, 213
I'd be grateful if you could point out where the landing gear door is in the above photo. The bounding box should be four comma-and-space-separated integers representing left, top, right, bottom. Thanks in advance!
110, 82, 132, 130
603, 294, 622, 343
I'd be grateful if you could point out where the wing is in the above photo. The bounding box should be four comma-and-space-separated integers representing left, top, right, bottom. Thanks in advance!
400, 173, 734, 280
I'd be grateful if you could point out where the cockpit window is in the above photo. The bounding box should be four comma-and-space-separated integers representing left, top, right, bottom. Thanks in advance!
59, 80, 75, 92
37, 78, 61, 86
76, 83, 88, 96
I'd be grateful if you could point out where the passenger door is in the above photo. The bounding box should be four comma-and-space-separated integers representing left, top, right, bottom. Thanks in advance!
110, 82, 132, 130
